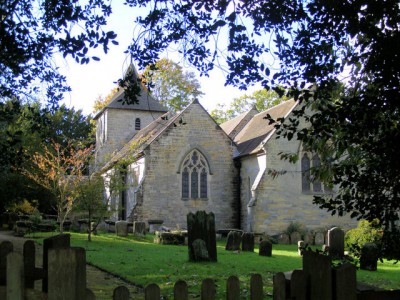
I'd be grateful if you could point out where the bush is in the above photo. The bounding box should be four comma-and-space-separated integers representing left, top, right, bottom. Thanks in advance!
284, 221, 307, 237
345, 219, 383, 257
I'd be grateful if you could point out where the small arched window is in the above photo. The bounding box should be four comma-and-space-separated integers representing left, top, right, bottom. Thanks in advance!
181, 150, 209, 199
135, 118, 141, 130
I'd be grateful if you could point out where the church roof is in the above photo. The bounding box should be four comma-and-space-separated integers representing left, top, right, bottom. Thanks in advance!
220, 106, 259, 139
232, 99, 297, 157
93, 64, 168, 120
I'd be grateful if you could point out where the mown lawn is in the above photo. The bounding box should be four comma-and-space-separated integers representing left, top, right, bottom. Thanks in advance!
30, 232, 400, 299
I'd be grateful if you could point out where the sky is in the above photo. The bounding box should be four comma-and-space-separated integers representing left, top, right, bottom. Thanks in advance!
58, 2, 260, 116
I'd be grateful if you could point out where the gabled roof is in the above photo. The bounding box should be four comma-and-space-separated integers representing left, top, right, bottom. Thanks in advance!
232, 99, 297, 158
220, 106, 259, 139
93, 64, 168, 119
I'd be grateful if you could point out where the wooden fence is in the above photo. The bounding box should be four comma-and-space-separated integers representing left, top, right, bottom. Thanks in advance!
1, 236, 400, 300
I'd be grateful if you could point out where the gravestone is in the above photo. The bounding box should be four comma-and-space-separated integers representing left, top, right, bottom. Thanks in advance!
290, 232, 302, 245
360, 243, 379, 271
241, 232, 255, 252
327, 227, 344, 258
303, 250, 332, 300
187, 211, 217, 262
259, 240, 272, 256
298, 240, 305, 256
303, 232, 314, 245
314, 232, 325, 245
115, 221, 128, 237
278, 233, 289, 244
148, 219, 163, 234
133, 221, 146, 236
225, 231, 242, 251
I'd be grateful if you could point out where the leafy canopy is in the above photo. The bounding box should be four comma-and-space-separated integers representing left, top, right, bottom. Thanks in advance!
0, 0, 117, 109
123, 0, 400, 258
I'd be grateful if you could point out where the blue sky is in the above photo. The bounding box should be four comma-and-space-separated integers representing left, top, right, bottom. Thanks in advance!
58, 2, 260, 116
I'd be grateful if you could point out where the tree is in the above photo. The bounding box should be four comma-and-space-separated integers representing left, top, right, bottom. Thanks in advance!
92, 87, 119, 113
141, 58, 204, 111
74, 175, 108, 241
211, 88, 287, 124
23, 141, 93, 233
0, 0, 117, 109
123, 0, 400, 258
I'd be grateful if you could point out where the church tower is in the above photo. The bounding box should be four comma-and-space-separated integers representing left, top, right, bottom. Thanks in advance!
93, 65, 168, 168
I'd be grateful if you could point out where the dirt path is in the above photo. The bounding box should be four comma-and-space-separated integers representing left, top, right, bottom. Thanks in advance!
0, 230, 144, 299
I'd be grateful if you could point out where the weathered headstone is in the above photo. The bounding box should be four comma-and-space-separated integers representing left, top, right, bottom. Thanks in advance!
360, 243, 379, 271
303, 232, 314, 245
225, 231, 242, 251
192, 239, 209, 261
241, 232, 255, 252
290, 232, 302, 245
133, 221, 146, 236
42, 234, 70, 292
333, 263, 357, 300
277, 233, 289, 244
303, 250, 332, 300
115, 221, 128, 237
187, 211, 217, 262
259, 240, 272, 256
298, 240, 305, 256
327, 227, 344, 258
148, 219, 163, 234
48, 247, 86, 300
315, 232, 325, 245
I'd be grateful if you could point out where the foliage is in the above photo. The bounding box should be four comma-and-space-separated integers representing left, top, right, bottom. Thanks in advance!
92, 87, 119, 113
345, 219, 384, 257
6, 199, 39, 215
0, 99, 94, 214
74, 175, 109, 241
0, 0, 118, 109
123, 0, 400, 259
23, 141, 93, 233
141, 58, 204, 111
211, 88, 287, 124
284, 221, 307, 239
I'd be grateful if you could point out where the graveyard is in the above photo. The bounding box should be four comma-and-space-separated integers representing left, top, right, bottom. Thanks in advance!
2, 225, 397, 299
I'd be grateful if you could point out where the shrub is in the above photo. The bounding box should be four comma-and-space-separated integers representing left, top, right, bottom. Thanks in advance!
345, 219, 383, 257
284, 221, 307, 237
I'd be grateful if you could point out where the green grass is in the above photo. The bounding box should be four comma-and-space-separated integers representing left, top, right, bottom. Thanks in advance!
30, 232, 400, 299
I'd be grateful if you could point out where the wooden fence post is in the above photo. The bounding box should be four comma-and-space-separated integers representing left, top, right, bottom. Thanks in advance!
113, 285, 130, 300
291, 269, 306, 300
23, 240, 36, 289
7, 252, 24, 300
145, 283, 160, 300
201, 278, 216, 300
226, 275, 240, 300
250, 274, 263, 300
0, 241, 13, 285
174, 280, 188, 300
273, 272, 286, 300
47, 247, 86, 300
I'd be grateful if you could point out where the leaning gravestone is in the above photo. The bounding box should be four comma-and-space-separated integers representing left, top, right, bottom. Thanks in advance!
259, 240, 272, 256
116, 221, 128, 237
241, 232, 255, 252
277, 233, 289, 244
225, 231, 242, 251
327, 227, 344, 258
187, 211, 217, 262
360, 243, 379, 271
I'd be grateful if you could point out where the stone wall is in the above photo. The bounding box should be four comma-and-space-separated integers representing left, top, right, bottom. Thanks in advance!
136, 102, 239, 229
250, 118, 357, 235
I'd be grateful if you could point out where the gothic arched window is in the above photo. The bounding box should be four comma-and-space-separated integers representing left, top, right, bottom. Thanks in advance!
135, 118, 141, 130
301, 153, 311, 192
181, 150, 209, 199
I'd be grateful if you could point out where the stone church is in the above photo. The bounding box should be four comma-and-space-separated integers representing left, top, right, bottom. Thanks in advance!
93, 67, 355, 235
